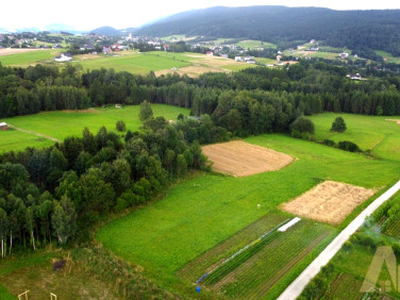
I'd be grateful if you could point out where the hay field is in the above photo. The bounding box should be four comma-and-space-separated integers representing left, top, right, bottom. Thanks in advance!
202, 140, 294, 177
281, 181, 375, 225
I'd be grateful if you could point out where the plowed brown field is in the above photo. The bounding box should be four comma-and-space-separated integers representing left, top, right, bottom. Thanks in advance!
202, 140, 293, 177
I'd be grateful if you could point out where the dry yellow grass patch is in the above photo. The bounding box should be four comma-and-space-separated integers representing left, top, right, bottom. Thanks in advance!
281, 181, 375, 225
386, 119, 400, 125
0, 48, 40, 56
202, 140, 294, 177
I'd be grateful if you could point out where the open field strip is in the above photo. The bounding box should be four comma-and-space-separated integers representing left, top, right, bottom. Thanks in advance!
0, 49, 60, 66
97, 131, 400, 296
0, 104, 189, 152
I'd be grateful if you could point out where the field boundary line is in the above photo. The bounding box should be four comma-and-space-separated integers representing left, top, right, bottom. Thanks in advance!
277, 179, 400, 300
7, 124, 61, 143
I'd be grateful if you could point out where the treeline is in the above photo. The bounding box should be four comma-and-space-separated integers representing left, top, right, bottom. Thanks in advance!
2, 59, 400, 134
0, 114, 223, 254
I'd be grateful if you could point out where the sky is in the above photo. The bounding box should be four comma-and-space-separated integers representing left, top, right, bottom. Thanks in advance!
2, 0, 400, 31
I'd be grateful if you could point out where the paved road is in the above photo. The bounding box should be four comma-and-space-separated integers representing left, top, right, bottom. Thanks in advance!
277, 180, 400, 300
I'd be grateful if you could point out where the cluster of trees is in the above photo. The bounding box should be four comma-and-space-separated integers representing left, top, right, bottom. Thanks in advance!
0, 114, 213, 252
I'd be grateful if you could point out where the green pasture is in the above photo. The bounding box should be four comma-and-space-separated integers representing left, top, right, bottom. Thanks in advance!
97, 132, 400, 290
309, 113, 400, 161
0, 50, 60, 67
255, 57, 278, 65
73, 51, 191, 74
0, 128, 54, 153
236, 40, 277, 49
1, 104, 189, 153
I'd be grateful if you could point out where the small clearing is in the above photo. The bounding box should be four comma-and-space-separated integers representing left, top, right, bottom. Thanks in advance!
202, 140, 293, 177
281, 181, 375, 225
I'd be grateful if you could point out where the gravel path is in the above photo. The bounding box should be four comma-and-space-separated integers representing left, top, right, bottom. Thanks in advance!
277, 180, 400, 300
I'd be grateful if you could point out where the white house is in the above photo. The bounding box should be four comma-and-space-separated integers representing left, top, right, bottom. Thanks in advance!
55, 53, 73, 62
0, 122, 8, 130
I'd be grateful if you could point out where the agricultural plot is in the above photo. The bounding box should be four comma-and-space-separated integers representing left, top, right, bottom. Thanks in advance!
97, 132, 400, 297
202, 140, 294, 177
323, 273, 364, 300
0, 104, 189, 152
281, 181, 375, 225
200, 220, 332, 299
384, 217, 400, 238
177, 213, 290, 283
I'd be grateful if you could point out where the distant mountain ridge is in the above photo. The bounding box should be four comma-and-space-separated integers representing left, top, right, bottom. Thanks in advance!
136, 5, 400, 56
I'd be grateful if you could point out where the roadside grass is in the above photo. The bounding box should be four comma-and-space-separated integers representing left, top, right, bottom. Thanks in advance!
97, 132, 400, 292
1, 104, 189, 152
308, 112, 400, 161
0, 50, 60, 66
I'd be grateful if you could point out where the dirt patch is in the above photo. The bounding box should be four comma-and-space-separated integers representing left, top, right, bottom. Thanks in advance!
281, 181, 375, 225
0, 48, 40, 57
202, 140, 293, 177
62, 108, 100, 113
386, 119, 400, 125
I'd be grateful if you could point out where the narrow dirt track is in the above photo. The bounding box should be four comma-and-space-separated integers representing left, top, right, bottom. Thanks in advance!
7, 124, 61, 142
277, 180, 400, 300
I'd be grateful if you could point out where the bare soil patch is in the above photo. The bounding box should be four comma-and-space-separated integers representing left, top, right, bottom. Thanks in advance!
281, 181, 375, 225
386, 119, 400, 125
0, 48, 40, 56
202, 140, 293, 177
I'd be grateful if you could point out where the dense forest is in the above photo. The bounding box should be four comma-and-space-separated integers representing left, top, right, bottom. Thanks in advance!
1, 58, 400, 252
136, 6, 400, 56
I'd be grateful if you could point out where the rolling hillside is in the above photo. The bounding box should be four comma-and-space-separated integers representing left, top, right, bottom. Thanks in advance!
136, 6, 400, 56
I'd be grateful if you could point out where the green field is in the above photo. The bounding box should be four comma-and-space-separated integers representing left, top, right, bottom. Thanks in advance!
236, 40, 277, 49
0, 50, 60, 67
0, 104, 190, 153
309, 113, 400, 161
375, 50, 400, 64
97, 130, 400, 295
74, 51, 192, 74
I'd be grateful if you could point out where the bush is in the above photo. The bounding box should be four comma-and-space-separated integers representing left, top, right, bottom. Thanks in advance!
330, 116, 347, 133
290, 116, 315, 135
338, 141, 360, 152
116, 120, 126, 132
323, 139, 336, 147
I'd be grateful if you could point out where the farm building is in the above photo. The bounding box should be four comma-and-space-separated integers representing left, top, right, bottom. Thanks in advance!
0, 122, 8, 130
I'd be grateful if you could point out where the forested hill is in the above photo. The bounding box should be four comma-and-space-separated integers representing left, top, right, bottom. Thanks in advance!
136, 6, 400, 56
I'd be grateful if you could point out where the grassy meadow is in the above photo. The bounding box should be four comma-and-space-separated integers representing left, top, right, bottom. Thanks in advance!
0, 104, 190, 153
309, 113, 400, 161
74, 51, 192, 74
0, 49, 60, 67
97, 128, 400, 295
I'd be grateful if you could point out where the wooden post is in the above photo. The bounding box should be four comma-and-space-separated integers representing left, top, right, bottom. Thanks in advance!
50, 292, 57, 300
18, 290, 30, 300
